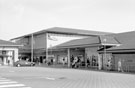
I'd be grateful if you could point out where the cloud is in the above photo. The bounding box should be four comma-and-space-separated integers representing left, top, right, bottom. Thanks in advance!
13, 4, 25, 19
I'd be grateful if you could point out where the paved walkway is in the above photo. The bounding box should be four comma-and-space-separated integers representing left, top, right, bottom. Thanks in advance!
34, 65, 135, 88
40, 68, 135, 88
36, 63, 134, 74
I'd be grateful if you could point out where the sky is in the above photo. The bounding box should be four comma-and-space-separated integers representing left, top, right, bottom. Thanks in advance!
0, 0, 135, 40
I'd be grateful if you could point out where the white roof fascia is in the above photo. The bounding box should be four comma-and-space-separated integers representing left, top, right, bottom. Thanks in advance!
101, 43, 121, 46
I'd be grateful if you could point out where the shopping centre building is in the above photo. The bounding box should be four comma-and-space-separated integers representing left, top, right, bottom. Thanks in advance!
10, 27, 135, 72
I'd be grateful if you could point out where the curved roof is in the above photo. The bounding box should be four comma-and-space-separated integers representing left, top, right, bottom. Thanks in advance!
39, 27, 112, 35
11, 27, 113, 40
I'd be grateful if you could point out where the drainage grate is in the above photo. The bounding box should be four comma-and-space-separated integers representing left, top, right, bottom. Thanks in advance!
58, 77, 66, 79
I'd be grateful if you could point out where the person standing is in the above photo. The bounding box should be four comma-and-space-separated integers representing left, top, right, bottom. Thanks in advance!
62, 57, 65, 66
8, 60, 10, 66
118, 59, 123, 72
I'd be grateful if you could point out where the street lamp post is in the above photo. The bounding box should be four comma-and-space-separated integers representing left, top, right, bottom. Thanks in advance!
31, 34, 34, 62
103, 38, 107, 70
104, 45, 106, 60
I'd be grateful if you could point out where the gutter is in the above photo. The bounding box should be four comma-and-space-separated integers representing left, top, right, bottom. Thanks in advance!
0, 44, 23, 47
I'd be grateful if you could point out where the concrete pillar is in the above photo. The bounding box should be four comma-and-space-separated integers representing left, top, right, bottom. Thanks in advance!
67, 48, 70, 68
7, 51, 12, 66
46, 33, 48, 61
10, 51, 14, 65
14, 49, 19, 62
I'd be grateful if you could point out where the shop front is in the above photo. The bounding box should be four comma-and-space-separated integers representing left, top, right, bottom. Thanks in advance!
70, 48, 85, 68
0, 39, 21, 66
0, 50, 14, 66
85, 47, 101, 69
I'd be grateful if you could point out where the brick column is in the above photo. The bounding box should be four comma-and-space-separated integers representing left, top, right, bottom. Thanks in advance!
98, 54, 102, 70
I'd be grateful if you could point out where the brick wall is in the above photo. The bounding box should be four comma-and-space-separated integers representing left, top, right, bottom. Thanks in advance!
113, 54, 135, 72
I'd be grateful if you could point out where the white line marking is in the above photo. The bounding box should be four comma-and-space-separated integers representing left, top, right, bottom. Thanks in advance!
0, 81, 18, 84
0, 84, 25, 88
45, 77, 55, 80
0, 78, 31, 88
